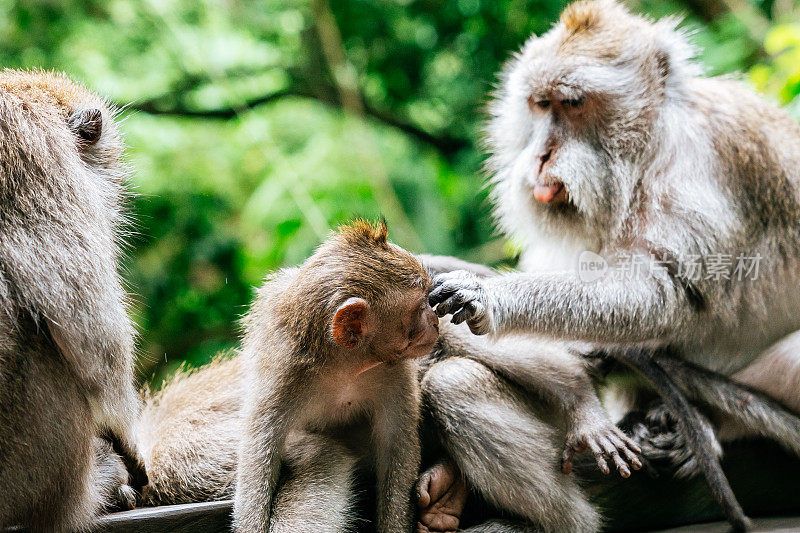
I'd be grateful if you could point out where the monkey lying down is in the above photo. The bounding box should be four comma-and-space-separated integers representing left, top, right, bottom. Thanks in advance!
141, 220, 440, 532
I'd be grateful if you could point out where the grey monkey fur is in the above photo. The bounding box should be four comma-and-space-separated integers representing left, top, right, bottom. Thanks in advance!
424, 1, 800, 531
0, 70, 143, 530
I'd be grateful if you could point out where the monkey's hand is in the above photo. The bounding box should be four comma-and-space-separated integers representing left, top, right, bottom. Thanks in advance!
429, 271, 494, 335
562, 409, 642, 478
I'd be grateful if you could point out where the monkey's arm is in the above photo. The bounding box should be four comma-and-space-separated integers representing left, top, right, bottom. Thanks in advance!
430, 266, 693, 342
440, 321, 641, 476
234, 365, 309, 533
373, 364, 422, 533
416, 254, 497, 278
0, 206, 145, 483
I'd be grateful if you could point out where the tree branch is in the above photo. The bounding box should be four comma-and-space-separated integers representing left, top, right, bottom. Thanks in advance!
120, 88, 469, 155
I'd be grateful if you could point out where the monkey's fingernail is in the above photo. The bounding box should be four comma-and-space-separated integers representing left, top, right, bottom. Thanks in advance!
632, 459, 642, 470
620, 467, 630, 478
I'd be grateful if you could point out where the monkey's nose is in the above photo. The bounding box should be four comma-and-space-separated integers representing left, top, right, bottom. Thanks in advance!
538, 149, 553, 176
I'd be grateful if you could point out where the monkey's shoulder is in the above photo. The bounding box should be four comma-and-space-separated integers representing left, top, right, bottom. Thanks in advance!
691, 78, 800, 138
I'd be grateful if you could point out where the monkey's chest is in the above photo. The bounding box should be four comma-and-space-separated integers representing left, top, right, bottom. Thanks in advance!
302, 390, 375, 457
305, 378, 378, 429
328, 382, 374, 421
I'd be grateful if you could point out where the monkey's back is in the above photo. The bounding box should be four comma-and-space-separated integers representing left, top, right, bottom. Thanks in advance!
138, 354, 245, 505
0, 71, 127, 530
679, 78, 800, 374
0, 286, 98, 529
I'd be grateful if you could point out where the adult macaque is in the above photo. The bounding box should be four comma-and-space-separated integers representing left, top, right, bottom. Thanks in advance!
0, 70, 144, 530
422, 0, 800, 530
140, 221, 439, 533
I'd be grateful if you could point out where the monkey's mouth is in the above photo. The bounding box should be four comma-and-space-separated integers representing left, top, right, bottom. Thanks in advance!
533, 180, 568, 205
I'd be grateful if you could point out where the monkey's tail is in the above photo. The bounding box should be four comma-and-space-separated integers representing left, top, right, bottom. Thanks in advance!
611, 349, 752, 532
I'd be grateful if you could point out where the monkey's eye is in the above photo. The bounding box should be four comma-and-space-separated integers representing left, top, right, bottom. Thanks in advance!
527, 96, 551, 111
561, 96, 585, 108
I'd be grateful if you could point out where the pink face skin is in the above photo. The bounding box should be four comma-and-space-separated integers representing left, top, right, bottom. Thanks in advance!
382, 288, 440, 361
525, 88, 597, 208
331, 287, 440, 369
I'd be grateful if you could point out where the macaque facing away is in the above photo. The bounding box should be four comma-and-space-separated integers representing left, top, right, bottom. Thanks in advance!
0, 70, 143, 531
139, 220, 438, 533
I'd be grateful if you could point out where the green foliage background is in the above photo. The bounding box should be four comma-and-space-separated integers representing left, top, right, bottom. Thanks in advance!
1, 0, 797, 384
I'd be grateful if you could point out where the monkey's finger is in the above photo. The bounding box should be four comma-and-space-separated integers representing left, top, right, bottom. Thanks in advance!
466, 303, 489, 335
615, 441, 643, 470
599, 437, 630, 478
453, 297, 480, 322
614, 429, 642, 455
429, 283, 460, 307
607, 432, 641, 468
436, 292, 470, 318
587, 440, 610, 475
431, 271, 470, 289
612, 454, 631, 478
417, 484, 431, 509
603, 435, 632, 475
451, 307, 471, 325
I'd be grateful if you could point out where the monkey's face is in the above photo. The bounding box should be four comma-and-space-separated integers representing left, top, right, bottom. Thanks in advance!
372, 288, 439, 363
486, 7, 676, 243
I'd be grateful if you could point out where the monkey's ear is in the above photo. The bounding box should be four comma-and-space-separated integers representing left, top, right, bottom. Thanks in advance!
68, 108, 103, 144
332, 297, 374, 349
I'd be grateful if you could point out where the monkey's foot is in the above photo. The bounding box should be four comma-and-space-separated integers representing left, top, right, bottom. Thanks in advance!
642, 402, 721, 479
416, 459, 468, 533
94, 437, 138, 511
562, 412, 643, 478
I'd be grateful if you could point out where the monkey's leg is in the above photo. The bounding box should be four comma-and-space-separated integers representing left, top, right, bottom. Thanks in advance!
373, 366, 422, 533
438, 322, 640, 477
732, 331, 800, 414
268, 432, 358, 533
0, 350, 116, 532
612, 349, 751, 532
421, 356, 600, 533
654, 353, 800, 458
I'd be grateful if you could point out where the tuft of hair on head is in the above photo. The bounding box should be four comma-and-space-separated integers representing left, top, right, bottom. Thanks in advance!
336, 218, 389, 249
321, 217, 430, 298
560, 0, 628, 35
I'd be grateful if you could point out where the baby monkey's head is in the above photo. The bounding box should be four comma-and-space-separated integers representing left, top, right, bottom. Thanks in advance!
281, 219, 439, 365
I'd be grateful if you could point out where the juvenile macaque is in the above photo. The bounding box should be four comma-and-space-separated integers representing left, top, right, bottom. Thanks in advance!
234, 220, 438, 533
139, 221, 438, 532
0, 70, 144, 530
422, 0, 800, 530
